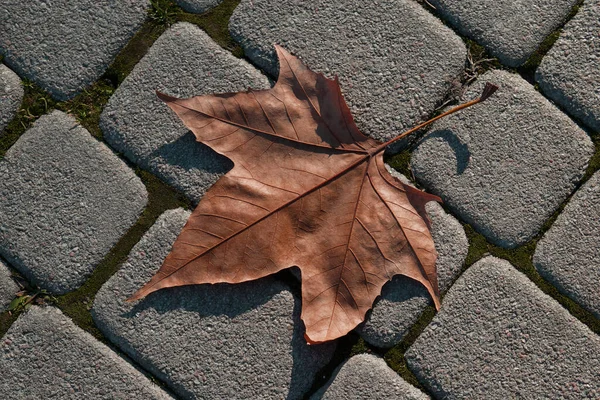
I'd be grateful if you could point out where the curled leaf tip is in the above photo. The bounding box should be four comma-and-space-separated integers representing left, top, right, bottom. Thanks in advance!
480, 82, 499, 102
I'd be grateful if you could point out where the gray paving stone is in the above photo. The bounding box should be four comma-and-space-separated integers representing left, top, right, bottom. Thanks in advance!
406, 256, 600, 399
175, 0, 223, 13
0, 111, 147, 294
356, 169, 468, 348
411, 69, 594, 248
101, 22, 270, 204
0, 260, 18, 311
229, 0, 466, 144
0, 64, 23, 134
92, 208, 336, 400
426, 0, 577, 67
0, 306, 172, 399
536, 0, 600, 131
0, 0, 148, 100
314, 354, 429, 400
534, 171, 600, 318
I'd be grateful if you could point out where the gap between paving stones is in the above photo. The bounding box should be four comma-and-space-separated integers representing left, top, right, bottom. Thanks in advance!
1, 0, 599, 397
0, 1, 242, 396
414, 0, 586, 85
0, 1, 367, 397
1, 0, 240, 155
381, 141, 600, 390
144, 1, 600, 396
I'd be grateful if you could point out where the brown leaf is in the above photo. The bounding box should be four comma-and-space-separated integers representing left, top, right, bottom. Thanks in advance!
129, 46, 497, 344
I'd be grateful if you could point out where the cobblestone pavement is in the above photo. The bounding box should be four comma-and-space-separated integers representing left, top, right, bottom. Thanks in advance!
0, 1, 599, 399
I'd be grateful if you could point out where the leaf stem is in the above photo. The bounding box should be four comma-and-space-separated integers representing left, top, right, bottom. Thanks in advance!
372, 82, 499, 155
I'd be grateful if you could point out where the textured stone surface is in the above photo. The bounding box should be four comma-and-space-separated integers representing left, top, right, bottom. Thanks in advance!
406, 256, 600, 399
175, 0, 223, 13
0, 64, 23, 134
356, 169, 468, 348
0, 260, 18, 311
314, 354, 429, 400
426, 0, 578, 67
412, 70, 594, 248
0, 306, 172, 399
0, 0, 148, 100
93, 208, 336, 400
229, 0, 466, 144
101, 22, 270, 204
534, 171, 600, 318
0, 111, 147, 293
536, 0, 600, 131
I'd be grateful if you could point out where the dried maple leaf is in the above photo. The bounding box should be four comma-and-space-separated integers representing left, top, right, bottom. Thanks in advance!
128, 46, 497, 344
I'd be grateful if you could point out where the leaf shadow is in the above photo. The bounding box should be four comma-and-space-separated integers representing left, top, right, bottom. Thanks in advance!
149, 130, 233, 174
124, 278, 332, 399
418, 129, 471, 175
356, 276, 431, 348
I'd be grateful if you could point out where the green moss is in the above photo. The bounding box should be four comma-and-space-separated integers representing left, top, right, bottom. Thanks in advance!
104, 22, 168, 87
178, 0, 244, 58
55, 80, 114, 140
0, 81, 57, 158
0, 311, 19, 338
583, 133, 600, 181
463, 224, 600, 335
519, 31, 561, 82
149, 0, 180, 26
384, 150, 413, 181
383, 306, 436, 392
0, 0, 242, 346
348, 337, 369, 357
464, 39, 503, 73
304, 331, 371, 398
519, 0, 585, 81
55, 170, 191, 341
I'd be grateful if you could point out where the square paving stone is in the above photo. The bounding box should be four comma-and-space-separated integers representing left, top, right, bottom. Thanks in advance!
101, 22, 270, 204
0, 260, 18, 311
0, 64, 23, 134
92, 208, 336, 400
534, 170, 600, 318
356, 170, 468, 349
425, 0, 578, 67
313, 354, 429, 400
536, 0, 600, 131
0, 0, 148, 100
0, 306, 172, 399
0, 110, 147, 294
406, 256, 600, 399
229, 0, 466, 144
411, 69, 594, 248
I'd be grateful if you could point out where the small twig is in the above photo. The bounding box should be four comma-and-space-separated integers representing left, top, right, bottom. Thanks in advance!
374, 83, 499, 153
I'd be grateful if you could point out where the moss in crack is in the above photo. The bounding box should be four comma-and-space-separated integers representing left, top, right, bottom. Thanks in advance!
0, 80, 56, 158
56, 18, 170, 141
55, 80, 115, 140
2, 21, 167, 148
383, 306, 436, 393
583, 132, 600, 181
304, 332, 372, 398
55, 170, 191, 342
0, 311, 19, 339
178, 0, 244, 57
463, 224, 600, 335
385, 150, 413, 182
103, 22, 168, 88
518, 31, 562, 84
518, 0, 585, 83
149, 0, 180, 26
